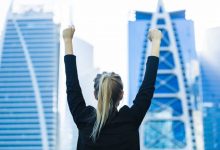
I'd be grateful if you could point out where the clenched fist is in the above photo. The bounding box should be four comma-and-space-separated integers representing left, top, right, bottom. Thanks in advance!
63, 26, 75, 55
63, 26, 75, 41
148, 29, 162, 42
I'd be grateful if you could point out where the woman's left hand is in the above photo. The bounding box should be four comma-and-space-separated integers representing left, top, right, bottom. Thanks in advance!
63, 25, 75, 41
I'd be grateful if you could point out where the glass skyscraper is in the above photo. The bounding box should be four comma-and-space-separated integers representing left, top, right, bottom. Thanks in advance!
0, 11, 59, 150
200, 27, 220, 150
128, 0, 203, 149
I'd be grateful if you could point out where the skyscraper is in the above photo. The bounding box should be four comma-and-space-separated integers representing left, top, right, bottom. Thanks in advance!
128, 0, 203, 149
0, 10, 59, 150
200, 27, 220, 150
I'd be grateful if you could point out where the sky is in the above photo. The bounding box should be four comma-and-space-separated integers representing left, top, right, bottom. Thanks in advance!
58, 0, 220, 77
0, 0, 220, 101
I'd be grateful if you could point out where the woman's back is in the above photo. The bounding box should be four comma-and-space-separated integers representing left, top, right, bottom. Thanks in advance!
76, 106, 140, 150
63, 27, 161, 150
64, 54, 159, 150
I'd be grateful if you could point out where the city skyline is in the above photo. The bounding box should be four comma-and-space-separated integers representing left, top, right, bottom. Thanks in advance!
1, 0, 219, 110
0, 0, 220, 150
1, 0, 220, 74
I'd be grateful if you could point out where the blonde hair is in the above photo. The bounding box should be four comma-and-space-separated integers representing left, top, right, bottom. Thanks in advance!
91, 72, 123, 142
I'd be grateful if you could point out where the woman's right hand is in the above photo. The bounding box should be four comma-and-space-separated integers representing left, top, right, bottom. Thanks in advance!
148, 29, 162, 42
148, 29, 162, 57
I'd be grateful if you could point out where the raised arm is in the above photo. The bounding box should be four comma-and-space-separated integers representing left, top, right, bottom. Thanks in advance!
130, 29, 162, 126
63, 26, 87, 125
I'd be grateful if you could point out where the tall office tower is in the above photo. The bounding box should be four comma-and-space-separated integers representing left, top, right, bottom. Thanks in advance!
128, 0, 203, 149
200, 27, 220, 150
0, 10, 59, 150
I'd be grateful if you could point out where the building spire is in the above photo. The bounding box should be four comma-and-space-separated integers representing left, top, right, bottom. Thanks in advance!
157, 0, 165, 13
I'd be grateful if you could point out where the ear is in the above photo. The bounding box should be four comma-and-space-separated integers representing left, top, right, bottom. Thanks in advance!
119, 90, 124, 100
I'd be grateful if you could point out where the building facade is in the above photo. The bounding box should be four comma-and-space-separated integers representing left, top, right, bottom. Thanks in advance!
200, 27, 220, 150
128, 0, 203, 149
0, 12, 59, 150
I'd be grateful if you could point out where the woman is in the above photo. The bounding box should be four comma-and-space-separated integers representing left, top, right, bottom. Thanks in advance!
63, 26, 161, 150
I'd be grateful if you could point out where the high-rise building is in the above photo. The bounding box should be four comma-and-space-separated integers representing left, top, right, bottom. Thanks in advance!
200, 27, 220, 150
128, 0, 203, 149
0, 11, 59, 150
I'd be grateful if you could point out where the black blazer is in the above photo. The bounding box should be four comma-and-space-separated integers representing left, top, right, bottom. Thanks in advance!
64, 55, 159, 150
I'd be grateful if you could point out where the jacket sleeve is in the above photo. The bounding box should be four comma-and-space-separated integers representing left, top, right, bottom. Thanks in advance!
130, 56, 159, 126
64, 54, 87, 124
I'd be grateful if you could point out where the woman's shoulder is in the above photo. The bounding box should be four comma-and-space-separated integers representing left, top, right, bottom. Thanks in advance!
119, 105, 131, 114
78, 105, 96, 119
78, 105, 96, 125
86, 105, 96, 113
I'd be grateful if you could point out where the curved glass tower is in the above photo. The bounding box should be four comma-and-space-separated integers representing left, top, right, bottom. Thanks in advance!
128, 0, 203, 149
0, 12, 59, 150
